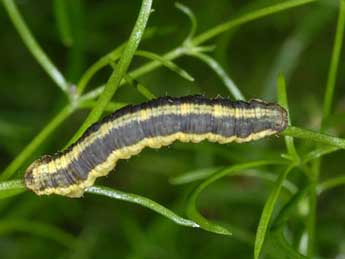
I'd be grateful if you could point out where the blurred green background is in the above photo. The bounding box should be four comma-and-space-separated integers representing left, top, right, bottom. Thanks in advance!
0, 0, 345, 258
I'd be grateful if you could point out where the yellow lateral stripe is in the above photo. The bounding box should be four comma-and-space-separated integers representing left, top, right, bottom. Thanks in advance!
43, 104, 271, 172
34, 129, 275, 196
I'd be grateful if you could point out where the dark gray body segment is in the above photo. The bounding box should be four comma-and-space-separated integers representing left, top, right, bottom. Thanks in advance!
25, 95, 288, 192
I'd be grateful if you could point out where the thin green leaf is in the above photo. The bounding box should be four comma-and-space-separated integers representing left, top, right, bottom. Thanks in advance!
277, 73, 300, 163
135, 50, 194, 82
192, 0, 317, 45
321, 0, 345, 130
0, 180, 26, 199
267, 225, 308, 259
124, 74, 156, 99
86, 186, 199, 228
2, 0, 70, 95
78, 100, 128, 112
0, 105, 74, 180
175, 2, 197, 42
283, 126, 345, 149
53, 0, 73, 46
187, 160, 284, 236
68, 0, 153, 145
302, 145, 339, 164
189, 52, 244, 100
272, 186, 310, 228
254, 164, 294, 259
317, 176, 345, 194
170, 167, 296, 194
77, 44, 125, 95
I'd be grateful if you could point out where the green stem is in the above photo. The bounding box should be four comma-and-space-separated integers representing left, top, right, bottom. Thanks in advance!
68, 0, 153, 145
0, 105, 73, 180
86, 186, 199, 228
192, 0, 317, 45
1, 0, 70, 95
283, 126, 345, 149
308, 1, 345, 256
321, 0, 345, 129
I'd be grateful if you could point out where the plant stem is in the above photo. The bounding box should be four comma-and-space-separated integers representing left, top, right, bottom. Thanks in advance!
321, 0, 345, 129
0, 105, 73, 180
283, 126, 345, 149
1, 0, 70, 95
68, 0, 153, 145
192, 0, 317, 45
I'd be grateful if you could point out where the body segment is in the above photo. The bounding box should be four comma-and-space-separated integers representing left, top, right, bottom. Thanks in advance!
24, 95, 288, 197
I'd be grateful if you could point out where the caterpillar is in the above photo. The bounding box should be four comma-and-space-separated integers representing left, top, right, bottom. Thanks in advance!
24, 95, 288, 198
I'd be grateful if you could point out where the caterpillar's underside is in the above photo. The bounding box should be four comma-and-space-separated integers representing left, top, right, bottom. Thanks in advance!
24, 95, 288, 197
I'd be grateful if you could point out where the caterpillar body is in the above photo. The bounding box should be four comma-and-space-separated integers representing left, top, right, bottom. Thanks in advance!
24, 95, 288, 197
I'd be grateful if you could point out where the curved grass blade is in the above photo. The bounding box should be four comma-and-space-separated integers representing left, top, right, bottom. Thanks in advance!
0, 105, 74, 181
53, 0, 73, 46
317, 176, 345, 194
175, 2, 197, 42
2, 0, 69, 95
186, 160, 283, 236
170, 166, 296, 194
254, 164, 295, 259
135, 50, 194, 82
277, 73, 300, 163
86, 185, 199, 228
267, 225, 308, 259
124, 74, 156, 99
68, 0, 153, 146
189, 52, 244, 100
283, 126, 345, 149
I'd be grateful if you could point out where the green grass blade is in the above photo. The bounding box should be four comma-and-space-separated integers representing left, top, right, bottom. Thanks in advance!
170, 167, 297, 194
317, 176, 345, 194
321, 0, 345, 129
123, 74, 156, 99
86, 186, 199, 228
0, 180, 25, 199
135, 50, 194, 82
68, 0, 153, 145
192, 0, 317, 45
2, 0, 70, 95
78, 100, 128, 112
189, 52, 244, 100
267, 225, 308, 259
283, 126, 345, 149
53, 0, 73, 46
302, 145, 339, 164
272, 186, 310, 228
77, 44, 125, 95
175, 2, 197, 42
186, 160, 284, 236
0, 105, 73, 180
277, 73, 300, 163
254, 164, 294, 259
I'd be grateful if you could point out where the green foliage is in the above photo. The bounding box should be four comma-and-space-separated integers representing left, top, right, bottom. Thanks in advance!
0, 0, 345, 258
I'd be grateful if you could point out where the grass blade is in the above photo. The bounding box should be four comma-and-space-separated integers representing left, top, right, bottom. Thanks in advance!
277, 73, 300, 163
254, 165, 294, 259
2, 0, 69, 95
86, 186, 199, 228
186, 160, 284, 236
0, 180, 25, 199
189, 52, 244, 100
68, 0, 153, 145
135, 50, 194, 82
